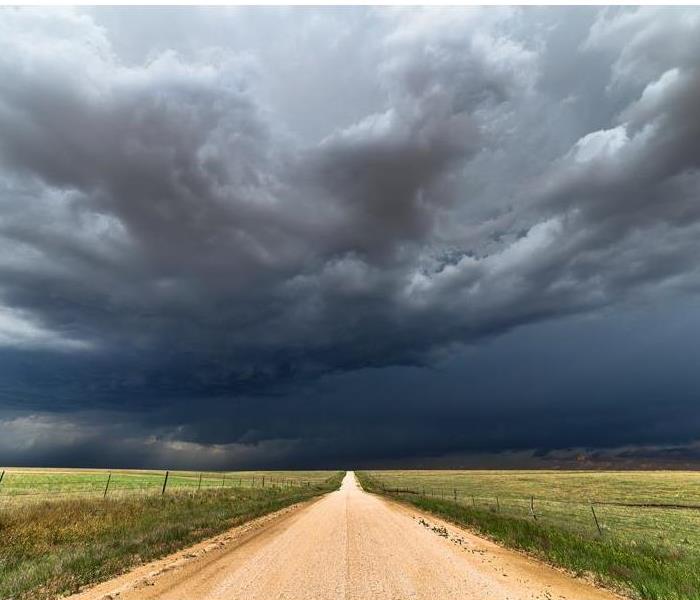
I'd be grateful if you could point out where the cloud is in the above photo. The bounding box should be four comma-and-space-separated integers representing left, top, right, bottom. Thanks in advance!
0, 305, 93, 350
1, 7, 700, 466
0, 412, 304, 469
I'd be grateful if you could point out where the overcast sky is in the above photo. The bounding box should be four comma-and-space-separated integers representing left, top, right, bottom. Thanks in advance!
1, 6, 700, 469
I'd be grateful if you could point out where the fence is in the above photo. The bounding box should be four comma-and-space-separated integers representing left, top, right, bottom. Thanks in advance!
0, 468, 323, 505
362, 474, 700, 552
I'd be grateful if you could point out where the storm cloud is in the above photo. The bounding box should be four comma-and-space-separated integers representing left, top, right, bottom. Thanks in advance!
1, 7, 700, 468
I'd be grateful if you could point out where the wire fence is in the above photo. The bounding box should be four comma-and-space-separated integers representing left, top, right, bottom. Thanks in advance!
363, 474, 700, 552
0, 468, 325, 506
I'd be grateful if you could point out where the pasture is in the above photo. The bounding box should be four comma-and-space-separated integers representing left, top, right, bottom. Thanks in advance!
0, 468, 333, 505
357, 470, 700, 600
0, 469, 343, 600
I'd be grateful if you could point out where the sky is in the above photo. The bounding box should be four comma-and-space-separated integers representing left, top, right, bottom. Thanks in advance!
1, 6, 700, 469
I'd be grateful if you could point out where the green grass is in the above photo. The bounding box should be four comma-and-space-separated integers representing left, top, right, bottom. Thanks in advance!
357, 471, 700, 600
0, 468, 335, 504
0, 471, 343, 600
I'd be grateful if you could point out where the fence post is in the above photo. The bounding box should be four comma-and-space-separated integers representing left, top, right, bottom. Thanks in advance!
453, 488, 457, 501
262, 476, 265, 487
103, 472, 112, 499
0, 469, 5, 486
161, 471, 169, 495
472, 495, 476, 507
253, 476, 256, 487
496, 496, 500, 512
530, 496, 537, 521
591, 504, 602, 535
222, 473, 226, 488
197, 472, 203, 492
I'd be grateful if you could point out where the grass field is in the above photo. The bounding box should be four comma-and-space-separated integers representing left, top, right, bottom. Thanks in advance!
0, 468, 333, 504
357, 470, 700, 600
0, 469, 343, 600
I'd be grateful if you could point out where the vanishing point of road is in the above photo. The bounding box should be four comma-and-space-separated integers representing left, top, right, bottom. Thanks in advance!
71, 472, 621, 600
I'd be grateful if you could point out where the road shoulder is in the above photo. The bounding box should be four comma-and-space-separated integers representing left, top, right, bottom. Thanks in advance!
375, 493, 629, 600
65, 496, 324, 600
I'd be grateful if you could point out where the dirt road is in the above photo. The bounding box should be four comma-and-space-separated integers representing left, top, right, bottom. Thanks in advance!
71, 472, 621, 600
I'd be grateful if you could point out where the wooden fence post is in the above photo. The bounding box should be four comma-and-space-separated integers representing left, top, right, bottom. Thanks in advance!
530, 496, 537, 521
0, 469, 5, 486
222, 473, 226, 488
453, 488, 457, 501
197, 472, 203, 492
496, 496, 500, 512
161, 471, 169, 495
262, 476, 265, 487
591, 504, 602, 535
103, 472, 111, 499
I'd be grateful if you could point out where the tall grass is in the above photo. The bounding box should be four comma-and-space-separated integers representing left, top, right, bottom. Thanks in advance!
356, 472, 700, 600
0, 472, 343, 600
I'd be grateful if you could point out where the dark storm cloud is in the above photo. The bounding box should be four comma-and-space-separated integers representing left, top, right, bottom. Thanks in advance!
2, 7, 700, 467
